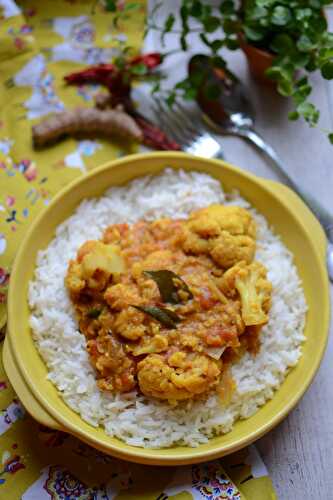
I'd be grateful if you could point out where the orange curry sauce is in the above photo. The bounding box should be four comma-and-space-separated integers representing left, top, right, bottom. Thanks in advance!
65, 205, 272, 404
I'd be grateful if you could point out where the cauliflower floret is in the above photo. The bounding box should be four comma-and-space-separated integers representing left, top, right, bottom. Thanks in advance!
104, 282, 141, 310
132, 334, 169, 356
67, 240, 125, 292
137, 352, 221, 402
210, 231, 255, 268
113, 307, 147, 340
181, 227, 211, 254
80, 241, 124, 286
198, 205, 256, 237
220, 261, 272, 326
181, 204, 256, 268
218, 261, 245, 298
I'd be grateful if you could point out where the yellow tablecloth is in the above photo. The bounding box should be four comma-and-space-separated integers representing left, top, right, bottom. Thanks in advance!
0, 0, 142, 327
0, 1, 277, 498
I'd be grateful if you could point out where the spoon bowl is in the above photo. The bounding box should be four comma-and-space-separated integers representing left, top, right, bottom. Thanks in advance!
188, 54, 253, 130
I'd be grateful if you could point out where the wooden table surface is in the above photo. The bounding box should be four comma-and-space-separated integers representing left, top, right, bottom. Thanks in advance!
146, 3, 333, 498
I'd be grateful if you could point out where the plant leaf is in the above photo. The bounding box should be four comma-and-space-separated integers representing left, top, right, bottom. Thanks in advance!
297, 101, 320, 126
243, 25, 265, 42
132, 305, 181, 328
161, 13, 175, 46
183, 87, 198, 100
143, 270, 193, 304
271, 6, 292, 26
203, 16, 220, 33
211, 39, 225, 53
131, 62, 148, 75
190, 0, 203, 18
225, 37, 238, 51
270, 34, 294, 54
219, 1, 234, 15
297, 35, 315, 52
277, 79, 293, 96
288, 110, 299, 121
166, 92, 176, 108
321, 61, 333, 80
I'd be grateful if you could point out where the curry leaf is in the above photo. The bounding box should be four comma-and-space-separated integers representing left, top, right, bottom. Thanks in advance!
143, 270, 193, 304
87, 308, 102, 319
132, 305, 181, 328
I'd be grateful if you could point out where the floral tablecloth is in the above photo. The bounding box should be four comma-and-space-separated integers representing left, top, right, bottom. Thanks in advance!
0, 1, 277, 498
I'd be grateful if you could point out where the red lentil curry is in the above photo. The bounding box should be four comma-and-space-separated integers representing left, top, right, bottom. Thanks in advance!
66, 204, 272, 404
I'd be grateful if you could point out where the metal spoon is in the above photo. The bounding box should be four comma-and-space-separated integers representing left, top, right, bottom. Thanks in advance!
189, 54, 333, 281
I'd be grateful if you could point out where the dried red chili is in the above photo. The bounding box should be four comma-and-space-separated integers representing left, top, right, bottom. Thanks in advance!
64, 53, 180, 151
64, 64, 116, 86
129, 52, 162, 70
134, 114, 180, 151
64, 53, 162, 86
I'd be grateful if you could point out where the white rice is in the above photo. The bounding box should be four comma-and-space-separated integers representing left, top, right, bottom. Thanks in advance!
28, 168, 307, 448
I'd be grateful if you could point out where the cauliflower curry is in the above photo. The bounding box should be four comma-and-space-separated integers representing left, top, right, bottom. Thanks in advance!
66, 204, 272, 404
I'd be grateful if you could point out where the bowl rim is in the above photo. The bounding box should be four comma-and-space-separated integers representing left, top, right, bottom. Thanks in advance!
7, 152, 330, 464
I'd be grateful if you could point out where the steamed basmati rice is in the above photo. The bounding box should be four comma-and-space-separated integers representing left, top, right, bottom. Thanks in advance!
29, 169, 307, 448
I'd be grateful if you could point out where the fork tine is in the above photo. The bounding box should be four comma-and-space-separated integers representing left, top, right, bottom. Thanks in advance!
151, 100, 173, 135
151, 100, 182, 143
151, 95, 224, 159
161, 102, 197, 143
152, 99, 192, 147
173, 101, 204, 135
157, 98, 199, 144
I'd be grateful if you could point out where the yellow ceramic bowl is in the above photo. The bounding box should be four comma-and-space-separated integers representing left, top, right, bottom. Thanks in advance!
4, 152, 330, 465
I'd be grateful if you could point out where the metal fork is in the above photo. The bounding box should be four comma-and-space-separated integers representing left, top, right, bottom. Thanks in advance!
152, 99, 225, 160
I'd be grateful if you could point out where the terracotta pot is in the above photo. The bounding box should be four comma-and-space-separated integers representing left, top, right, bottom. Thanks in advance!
238, 34, 275, 85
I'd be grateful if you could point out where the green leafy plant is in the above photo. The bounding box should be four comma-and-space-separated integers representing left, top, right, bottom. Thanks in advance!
147, 0, 333, 142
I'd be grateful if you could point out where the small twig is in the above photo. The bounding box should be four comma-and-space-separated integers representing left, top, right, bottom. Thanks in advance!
146, 21, 202, 35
